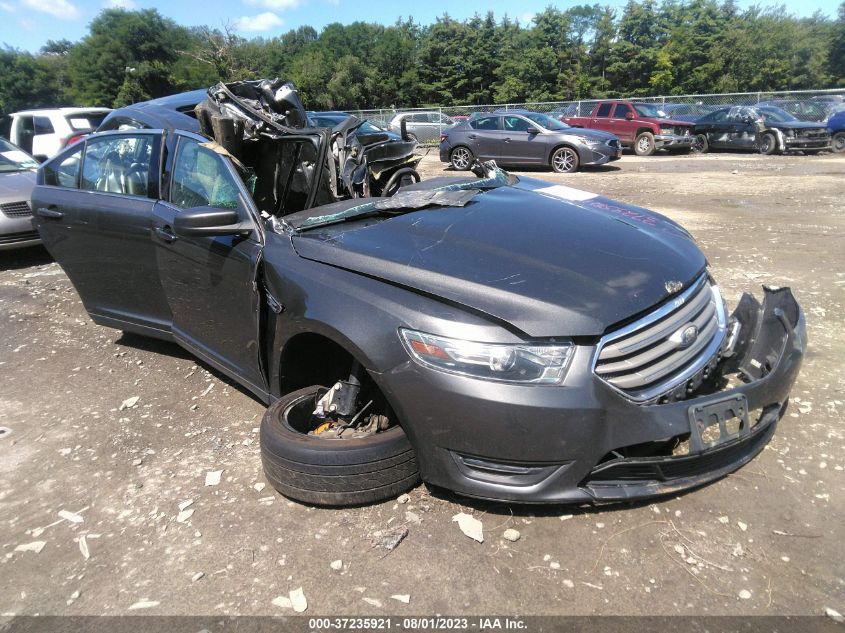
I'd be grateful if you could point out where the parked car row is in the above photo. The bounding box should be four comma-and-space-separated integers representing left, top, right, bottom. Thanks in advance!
439, 99, 842, 172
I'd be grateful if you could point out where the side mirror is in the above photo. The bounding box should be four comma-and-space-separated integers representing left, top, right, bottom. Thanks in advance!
625, 112, 635, 121
173, 207, 252, 238
527, 127, 539, 135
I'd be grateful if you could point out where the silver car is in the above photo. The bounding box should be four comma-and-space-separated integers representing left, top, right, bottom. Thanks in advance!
0, 139, 40, 250
388, 111, 455, 143
440, 110, 622, 173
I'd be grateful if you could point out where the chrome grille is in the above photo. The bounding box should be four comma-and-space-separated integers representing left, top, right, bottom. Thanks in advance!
594, 275, 727, 401
1, 201, 32, 218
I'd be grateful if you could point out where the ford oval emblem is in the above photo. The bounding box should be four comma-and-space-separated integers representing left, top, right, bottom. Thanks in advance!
671, 323, 699, 349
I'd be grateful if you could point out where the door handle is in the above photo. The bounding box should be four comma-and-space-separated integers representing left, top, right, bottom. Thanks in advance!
154, 226, 177, 243
36, 207, 63, 219
504, 137, 511, 143
468, 134, 477, 139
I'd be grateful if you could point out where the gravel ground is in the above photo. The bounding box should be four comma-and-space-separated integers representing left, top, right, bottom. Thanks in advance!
1, 151, 843, 617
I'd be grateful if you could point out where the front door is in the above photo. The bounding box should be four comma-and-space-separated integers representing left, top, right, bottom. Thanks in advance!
500, 115, 545, 164
606, 103, 636, 143
152, 133, 267, 396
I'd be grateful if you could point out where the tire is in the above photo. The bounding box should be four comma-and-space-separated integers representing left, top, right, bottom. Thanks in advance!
830, 132, 845, 153
634, 131, 656, 156
691, 133, 709, 154
550, 146, 580, 173
260, 386, 419, 506
759, 132, 777, 155
450, 146, 473, 170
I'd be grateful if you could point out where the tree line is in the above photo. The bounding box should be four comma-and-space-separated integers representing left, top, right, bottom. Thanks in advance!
1, 0, 844, 115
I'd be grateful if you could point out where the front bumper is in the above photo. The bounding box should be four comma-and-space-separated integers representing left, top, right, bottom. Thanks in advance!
381, 286, 805, 504
654, 133, 693, 149
783, 136, 830, 150
0, 214, 40, 251
577, 143, 622, 166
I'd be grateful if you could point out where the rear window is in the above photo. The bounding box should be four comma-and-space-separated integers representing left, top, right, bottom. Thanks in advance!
66, 113, 109, 131
34, 117, 54, 135
470, 116, 500, 130
596, 103, 612, 117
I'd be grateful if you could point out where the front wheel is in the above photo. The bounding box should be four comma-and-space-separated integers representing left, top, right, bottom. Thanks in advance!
450, 146, 473, 170
551, 146, 580, 173
691, 133, 709, 154
759, 132, 777, 155
260, 386, 419, 506
830, 131, 845, 153
634, 132, 656, 156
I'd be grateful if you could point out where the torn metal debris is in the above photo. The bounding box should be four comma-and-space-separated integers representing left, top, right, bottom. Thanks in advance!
195, 78, 421, 215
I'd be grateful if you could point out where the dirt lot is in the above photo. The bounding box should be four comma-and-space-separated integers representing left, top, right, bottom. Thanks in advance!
1, 151, 843, 618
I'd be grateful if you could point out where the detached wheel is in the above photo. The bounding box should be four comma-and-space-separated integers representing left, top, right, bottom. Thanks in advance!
551, 146, 580, 173
759, 132, 777, 155
634, 132, 656, 156
450, 146, 473, 170
691, 133, 708, 153
260, 386, 419, 506
831, 132, 845, 154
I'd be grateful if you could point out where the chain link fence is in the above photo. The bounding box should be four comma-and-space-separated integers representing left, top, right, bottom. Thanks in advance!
347, 88, 845, 145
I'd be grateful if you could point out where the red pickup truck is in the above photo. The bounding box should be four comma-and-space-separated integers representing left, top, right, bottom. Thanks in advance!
563, 101, 693, 156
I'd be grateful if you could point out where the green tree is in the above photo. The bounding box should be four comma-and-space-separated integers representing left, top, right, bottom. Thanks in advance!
68, 9, 187, 106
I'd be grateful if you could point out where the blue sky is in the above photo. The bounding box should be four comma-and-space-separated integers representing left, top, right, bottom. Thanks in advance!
0, 0, 841, 52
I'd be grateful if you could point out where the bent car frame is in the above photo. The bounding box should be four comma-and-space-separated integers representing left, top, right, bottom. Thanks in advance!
32, 81, 806, 507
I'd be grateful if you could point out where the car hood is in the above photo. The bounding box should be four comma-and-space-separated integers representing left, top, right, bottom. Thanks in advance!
290, 180, 706, 337
656, 118, 695, 127
0, 170, 36, 203
767, 120, 828, 130
562, 128, 617, 142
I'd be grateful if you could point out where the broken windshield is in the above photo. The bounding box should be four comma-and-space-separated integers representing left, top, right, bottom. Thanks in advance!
293, 164, 517, 232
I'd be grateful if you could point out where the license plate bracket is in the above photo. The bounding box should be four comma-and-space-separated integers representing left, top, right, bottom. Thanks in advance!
688, 394, 750, 453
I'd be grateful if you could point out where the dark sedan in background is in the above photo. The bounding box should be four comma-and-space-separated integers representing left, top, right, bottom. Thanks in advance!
692, 106, 831, 154
440, 110, 621, 173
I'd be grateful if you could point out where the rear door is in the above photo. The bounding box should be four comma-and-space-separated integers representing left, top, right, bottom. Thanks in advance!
152, 132, 267, 395
32, 131, 171, 331
467, 115, 501, 158
32, 116, 58, 159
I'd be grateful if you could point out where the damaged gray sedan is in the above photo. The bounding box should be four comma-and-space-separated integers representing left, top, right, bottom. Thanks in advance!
33, 79, 806, 507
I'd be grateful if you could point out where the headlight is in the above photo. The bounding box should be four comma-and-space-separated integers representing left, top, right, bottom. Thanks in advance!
399, 329, 573, 384
660, 127, 673, 135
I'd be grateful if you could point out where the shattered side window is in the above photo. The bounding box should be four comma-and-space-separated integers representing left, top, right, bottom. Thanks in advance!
81, 134, 155, 197
43, 145, 83, 188
171, 138, 240, 210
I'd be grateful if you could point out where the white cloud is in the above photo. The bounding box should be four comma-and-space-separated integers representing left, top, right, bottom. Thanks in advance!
19, 17, 35, 29
0, 2, 15, 12
519, 12, 535, 25
234, 11, 283, 32
242, 0, 299, 10
21, 0, 80, 19
104, 0, 137, 8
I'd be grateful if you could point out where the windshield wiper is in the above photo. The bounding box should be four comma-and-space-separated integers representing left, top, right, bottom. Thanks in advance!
294, 163, 516, 232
